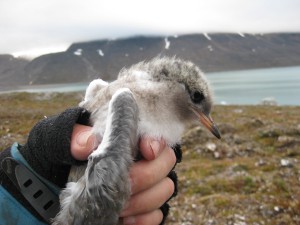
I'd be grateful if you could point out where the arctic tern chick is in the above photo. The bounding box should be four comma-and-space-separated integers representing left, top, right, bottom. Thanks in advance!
53, 57, 221, 225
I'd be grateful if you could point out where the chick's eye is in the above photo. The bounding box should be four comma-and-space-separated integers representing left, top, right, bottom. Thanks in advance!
192, 91, 204, 103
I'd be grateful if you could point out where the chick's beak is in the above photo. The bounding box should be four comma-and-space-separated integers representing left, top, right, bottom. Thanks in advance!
190, 107, 221, 139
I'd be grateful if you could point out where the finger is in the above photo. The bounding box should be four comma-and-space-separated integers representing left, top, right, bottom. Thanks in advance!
130, 146, 176, 194
70, 124, 98, 160
139, 137, 166, 161
122, 209, 163, 225
121, 177, 174, 217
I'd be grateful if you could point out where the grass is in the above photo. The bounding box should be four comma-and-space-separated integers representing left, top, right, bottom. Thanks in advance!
1, 92, 300, 225
0, 92, 83, 147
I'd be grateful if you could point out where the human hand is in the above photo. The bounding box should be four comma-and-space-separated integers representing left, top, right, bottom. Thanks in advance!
71, 124, 177, 225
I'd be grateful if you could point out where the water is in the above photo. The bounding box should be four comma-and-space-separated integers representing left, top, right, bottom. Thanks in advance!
207, 66, 300, 105
7, 82, 90, 93
1, 66, 300, 105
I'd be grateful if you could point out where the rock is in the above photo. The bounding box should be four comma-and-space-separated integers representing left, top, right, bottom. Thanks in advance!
204, 219, 216, 225
233, 134, 244, 144
213, 152, 221, 159
258, 126, 282, 138
218, 123, 237, 134
226, 214, 247, 225
259, 205, 275, 218
278, 136, 295, 143
280, 159, 293, 167
233, 108, 243, 114
255, 159, 266, 167
277, 136, 298, 148
234, 222, 246, 225
234, 214, 246, 221
205, 142, 217, 151
260, 97, 278, 106
248, 118, 264, 128
274, 206, 282, 213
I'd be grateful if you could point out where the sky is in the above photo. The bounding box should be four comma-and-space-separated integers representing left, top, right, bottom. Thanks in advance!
0, 0, 300, 58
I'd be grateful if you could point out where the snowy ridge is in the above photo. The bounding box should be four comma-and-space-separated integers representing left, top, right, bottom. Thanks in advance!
164, 37, 170, 49
203, 33, 212, 41
238, 32, 245, 37
74, 49, 82, 56
98, 49, 104, 56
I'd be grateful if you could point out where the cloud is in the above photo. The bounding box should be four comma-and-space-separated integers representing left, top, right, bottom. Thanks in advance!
0, 0, 300, 56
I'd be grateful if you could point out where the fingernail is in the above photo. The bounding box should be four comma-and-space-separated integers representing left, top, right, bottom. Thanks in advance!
150, 139, 160, 157
77, 130, 93, 147
123, 216, 135, 225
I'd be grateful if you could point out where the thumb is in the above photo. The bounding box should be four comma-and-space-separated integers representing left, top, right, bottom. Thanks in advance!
139, 137, 166, 161
70, 124, 99, 160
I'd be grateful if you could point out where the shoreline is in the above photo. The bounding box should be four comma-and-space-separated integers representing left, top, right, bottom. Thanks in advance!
0, 91, 298, 106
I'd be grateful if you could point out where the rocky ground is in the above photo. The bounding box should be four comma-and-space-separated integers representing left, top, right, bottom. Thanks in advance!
1, 92, 299, 225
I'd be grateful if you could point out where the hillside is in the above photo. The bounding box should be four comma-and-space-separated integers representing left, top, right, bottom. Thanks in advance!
1, 33, 300, 90
0, 92, 299, 224
0, 54, 29, 89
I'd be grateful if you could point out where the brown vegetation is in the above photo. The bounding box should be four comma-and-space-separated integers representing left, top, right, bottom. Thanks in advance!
1, 92, 299, 225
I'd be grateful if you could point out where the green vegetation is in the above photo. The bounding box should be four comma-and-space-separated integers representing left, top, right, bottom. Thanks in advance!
1, 92, 300, 225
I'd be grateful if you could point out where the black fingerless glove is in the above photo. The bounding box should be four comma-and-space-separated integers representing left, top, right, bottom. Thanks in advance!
160, 144, 182, 225
19, 107, 90, 188
0, 107, 90, 222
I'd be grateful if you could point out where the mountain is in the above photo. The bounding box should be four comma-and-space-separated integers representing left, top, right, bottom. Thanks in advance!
0, 55, 29, 89
1, 33, 300, 88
